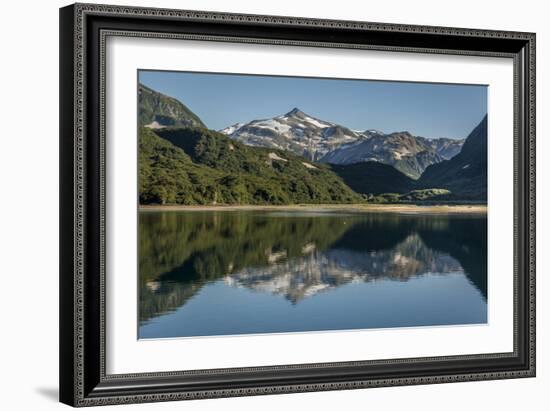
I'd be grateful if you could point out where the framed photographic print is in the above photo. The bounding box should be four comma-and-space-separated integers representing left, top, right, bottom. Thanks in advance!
59, 3, 536, 407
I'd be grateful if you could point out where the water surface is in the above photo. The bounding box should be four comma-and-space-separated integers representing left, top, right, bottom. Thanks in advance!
139, 210, 487, 338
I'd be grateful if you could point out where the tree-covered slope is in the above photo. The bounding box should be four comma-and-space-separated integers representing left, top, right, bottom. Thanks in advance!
329, 161, 415, 195
138, 83, 206, 128
418, 116, 487, 201
139, 127, 362, 205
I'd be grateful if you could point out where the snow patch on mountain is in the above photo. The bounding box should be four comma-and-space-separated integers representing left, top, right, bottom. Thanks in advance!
303, 116, 332, 129
268, 152, 288, 162
144, 121, 166, 129
302, 162, 318, 170
220, 122, 244, 135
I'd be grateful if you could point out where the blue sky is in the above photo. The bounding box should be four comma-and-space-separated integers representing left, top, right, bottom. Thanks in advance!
139, 70, 487, 139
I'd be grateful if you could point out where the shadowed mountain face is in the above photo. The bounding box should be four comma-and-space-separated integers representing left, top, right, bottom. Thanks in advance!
329, 161, 415, 195
140, 211, 487, 323
418, 116, 488, 200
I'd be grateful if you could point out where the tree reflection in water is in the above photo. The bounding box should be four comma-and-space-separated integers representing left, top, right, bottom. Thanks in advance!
139, 211, 487, 325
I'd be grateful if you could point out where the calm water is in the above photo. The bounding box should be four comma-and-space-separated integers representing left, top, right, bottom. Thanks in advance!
139, 210, 487, 339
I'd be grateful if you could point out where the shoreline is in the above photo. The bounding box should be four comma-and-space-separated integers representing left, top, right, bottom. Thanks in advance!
139, 203, 487, 215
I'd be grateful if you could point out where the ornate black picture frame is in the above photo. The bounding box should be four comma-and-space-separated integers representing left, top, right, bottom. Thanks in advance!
59, 3, 535, 407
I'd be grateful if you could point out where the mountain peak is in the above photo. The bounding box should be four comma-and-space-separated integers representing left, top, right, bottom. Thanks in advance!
285, 107, 306, 117
391, 131, 413, 137
138, 83, 206, 128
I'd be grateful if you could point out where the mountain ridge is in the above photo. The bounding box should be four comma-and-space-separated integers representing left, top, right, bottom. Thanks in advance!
221, 107, 465, 178
220, 107, 361, 161
320, 131, 448, 179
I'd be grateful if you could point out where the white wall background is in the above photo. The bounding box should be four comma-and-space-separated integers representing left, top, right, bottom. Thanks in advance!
0, 0, 545, 409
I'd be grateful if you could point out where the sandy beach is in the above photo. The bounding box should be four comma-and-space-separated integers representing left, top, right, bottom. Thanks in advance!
139, 203, 487, 215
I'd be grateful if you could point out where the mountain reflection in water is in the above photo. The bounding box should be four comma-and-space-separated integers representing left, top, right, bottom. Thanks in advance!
139, 210, 487, 338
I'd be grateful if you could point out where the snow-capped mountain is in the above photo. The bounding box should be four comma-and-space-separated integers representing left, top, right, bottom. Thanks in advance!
220, 108, 465, 178
220, 108, 366, 161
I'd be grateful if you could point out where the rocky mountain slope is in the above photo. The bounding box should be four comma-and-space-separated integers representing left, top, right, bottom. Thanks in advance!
421, 137, 465, 160
320, 131, 447, 179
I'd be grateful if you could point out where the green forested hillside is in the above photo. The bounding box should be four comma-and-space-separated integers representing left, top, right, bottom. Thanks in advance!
139, 127, 362, 205
138, 83, 206, 128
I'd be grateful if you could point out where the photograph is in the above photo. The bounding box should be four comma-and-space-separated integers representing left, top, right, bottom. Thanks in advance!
54, 2, 536, 407
137, 71, 488, 339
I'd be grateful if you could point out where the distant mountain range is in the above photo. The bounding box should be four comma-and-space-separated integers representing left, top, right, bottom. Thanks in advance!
220, 108, 464, 179
321, 131, 445, 179
137, 83, 487, 203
